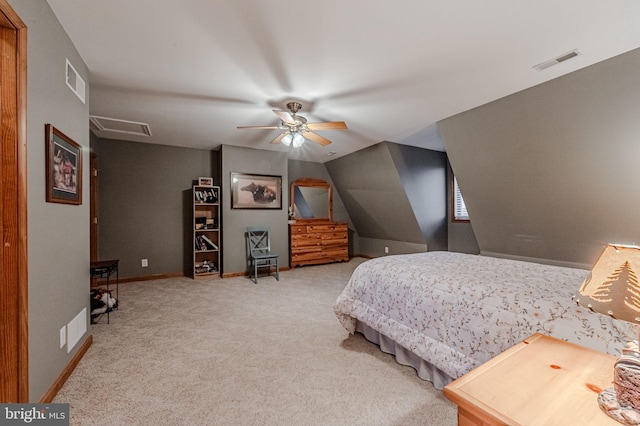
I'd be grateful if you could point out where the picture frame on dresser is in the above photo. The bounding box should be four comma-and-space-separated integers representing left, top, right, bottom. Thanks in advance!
230, 172, 282, 209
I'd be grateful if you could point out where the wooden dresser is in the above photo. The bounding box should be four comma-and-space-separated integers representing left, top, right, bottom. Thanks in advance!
289, 222, 349, 267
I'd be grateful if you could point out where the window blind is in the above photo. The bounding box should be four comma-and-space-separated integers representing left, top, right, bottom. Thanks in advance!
453, 176, 469, 221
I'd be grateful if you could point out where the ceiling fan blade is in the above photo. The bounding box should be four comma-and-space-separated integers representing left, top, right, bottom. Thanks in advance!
273, 110, 295, 124
306, 121, 348, 130
304, 131, 332, 146
237, 125, 280, 129
270, 132, 286, 144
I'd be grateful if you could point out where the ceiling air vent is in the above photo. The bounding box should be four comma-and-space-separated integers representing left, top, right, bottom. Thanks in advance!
66, 59, 86, 103
89, 115, 152, 137
533, 49, 581, 72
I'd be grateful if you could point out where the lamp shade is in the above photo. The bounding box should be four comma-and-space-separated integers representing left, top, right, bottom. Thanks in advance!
292, 132, 305, 148
281, 133, 293, 146
281, 131, 305, 147
573, 244, 640, 324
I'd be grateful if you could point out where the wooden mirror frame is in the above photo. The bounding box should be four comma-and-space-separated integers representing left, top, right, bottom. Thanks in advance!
290, 178, 333, 222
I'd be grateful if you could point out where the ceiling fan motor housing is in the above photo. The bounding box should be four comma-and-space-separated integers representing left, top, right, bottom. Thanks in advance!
286, 102, 302, 114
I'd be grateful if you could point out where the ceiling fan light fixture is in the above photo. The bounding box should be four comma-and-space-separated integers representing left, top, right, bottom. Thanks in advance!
281, 133, 293, 146
281, 131, 305, 148
292, 132, 305, 148
239, 102, 346, 148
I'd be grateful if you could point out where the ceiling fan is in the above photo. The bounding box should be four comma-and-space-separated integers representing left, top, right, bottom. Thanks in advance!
237, 102, 347, 147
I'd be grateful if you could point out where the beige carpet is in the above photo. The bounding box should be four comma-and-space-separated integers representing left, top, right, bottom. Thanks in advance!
54, 258, 457, 425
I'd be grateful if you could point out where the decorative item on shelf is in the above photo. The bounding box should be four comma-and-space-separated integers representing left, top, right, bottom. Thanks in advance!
573, 244, 640, 425
195, 189, 217, 204
195, 234, 217, 251
195, 261, 217, 274
198, 177, 213, 186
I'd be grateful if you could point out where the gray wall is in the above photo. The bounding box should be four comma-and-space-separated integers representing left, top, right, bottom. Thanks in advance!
326, 142, 447, 257
387, 143, 448, 252
439, 47, 640, 268
91, 138, 217, 278
10, 0, 91, 401
221, 145, 289, 274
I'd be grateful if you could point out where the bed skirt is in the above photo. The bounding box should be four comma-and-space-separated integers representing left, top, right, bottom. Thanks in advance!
355, 320, 454, 390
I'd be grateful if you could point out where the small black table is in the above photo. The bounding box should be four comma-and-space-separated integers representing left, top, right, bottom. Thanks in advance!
90, 259, 119, 323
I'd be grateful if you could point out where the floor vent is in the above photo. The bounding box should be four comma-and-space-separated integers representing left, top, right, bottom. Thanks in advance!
90, 115, 152, 137
533, 49, 581, 71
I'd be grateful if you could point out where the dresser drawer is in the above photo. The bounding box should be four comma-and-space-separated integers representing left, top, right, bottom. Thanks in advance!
321, 231, 347, 240
308, 224, 342, 233
290, 225, 310, 234
322, 246, 348, 259
322, 238, 348, 247
289, 221, 349, 267
291, 233, 321, 247
291, 250, 323, 262
292, 245, 322, 255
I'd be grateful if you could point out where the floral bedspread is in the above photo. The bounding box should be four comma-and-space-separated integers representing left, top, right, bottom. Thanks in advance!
333, 251, 637, 380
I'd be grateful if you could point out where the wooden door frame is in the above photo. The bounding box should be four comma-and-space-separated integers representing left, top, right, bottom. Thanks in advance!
0, 0, 28, 402
90, 152, 98, 262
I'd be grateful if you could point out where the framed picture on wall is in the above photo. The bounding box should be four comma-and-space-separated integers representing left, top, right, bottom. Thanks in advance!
231, 172, 282, 209
45, 123, 82, 205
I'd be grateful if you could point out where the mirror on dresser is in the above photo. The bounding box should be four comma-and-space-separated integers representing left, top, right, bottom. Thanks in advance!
289, 178, 348, 267
290, 178, 332, 221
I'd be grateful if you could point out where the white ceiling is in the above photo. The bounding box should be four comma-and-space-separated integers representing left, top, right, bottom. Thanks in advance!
47, 0, 640, 163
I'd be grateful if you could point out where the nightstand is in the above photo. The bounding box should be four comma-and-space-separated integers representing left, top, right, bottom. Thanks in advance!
443, 333, 620, 425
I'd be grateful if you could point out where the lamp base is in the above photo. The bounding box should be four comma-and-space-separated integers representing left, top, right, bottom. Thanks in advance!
598, 387, 640, 425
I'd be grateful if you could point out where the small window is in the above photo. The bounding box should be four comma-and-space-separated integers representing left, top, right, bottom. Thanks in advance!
453, 176, 469, 222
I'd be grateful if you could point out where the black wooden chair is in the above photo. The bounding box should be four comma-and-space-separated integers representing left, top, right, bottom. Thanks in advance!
247, 227, 279, 283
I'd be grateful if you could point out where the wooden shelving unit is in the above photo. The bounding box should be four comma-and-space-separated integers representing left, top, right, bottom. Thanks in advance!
193, 185, 220, 278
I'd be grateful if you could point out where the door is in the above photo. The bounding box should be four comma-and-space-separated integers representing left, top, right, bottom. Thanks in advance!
0, 1, 28, 402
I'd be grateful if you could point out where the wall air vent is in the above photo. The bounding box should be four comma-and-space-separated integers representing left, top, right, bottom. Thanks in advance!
533, 49, 581, 71
89, 115, 152, 137
66, 59, 86, 103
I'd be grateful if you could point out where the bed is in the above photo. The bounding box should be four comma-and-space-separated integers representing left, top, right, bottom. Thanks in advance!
333, 251, 637, 389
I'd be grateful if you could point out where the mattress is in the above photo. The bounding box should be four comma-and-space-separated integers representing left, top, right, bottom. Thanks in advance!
333, 251, 637, 385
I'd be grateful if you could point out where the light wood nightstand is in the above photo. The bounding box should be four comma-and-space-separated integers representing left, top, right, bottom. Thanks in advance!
443, 333, 620, 425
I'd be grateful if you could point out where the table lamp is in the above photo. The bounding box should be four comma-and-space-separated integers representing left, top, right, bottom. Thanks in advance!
573, 244, 640, 425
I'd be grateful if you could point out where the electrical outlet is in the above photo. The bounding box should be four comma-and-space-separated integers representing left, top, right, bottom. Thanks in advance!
384, 246, 389, 254
60, 326, 66, 349
141, 259, 148, 267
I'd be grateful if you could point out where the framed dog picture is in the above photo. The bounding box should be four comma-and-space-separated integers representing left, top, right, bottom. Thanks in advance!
231, 172, 282, 209
45, 123, 82, 205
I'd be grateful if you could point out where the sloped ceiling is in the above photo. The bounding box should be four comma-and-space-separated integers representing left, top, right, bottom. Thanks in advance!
439, 48, 640, 267
387, 143, 448, 251
45, 0, 640, 163
326, 142, 447, 250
